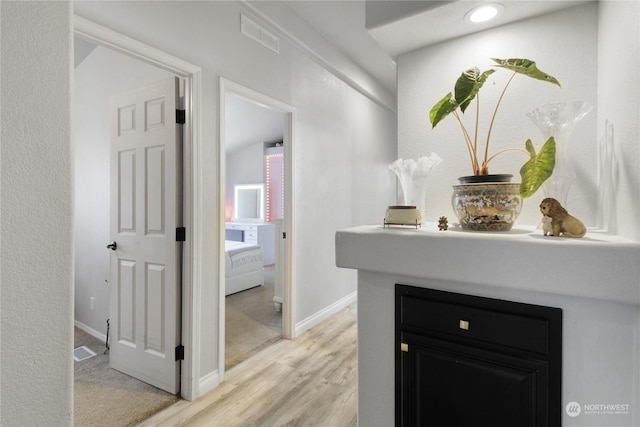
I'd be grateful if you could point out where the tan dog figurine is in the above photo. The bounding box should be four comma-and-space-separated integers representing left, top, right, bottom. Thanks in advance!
539, 198, 586, 238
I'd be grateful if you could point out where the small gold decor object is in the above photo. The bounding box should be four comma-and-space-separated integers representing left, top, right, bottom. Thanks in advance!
437, 216, 448, 231
401, 343, 409, 352
384, 206, 421, 228
459, 320, 470, 330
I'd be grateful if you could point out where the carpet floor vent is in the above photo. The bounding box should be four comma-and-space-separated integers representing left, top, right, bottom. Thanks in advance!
74, 345, 97, 362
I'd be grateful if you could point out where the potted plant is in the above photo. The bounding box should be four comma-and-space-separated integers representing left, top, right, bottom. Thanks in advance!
429, 57, 561, 230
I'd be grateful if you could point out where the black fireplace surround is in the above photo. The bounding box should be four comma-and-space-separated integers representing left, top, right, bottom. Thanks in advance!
395, 285, 562, 427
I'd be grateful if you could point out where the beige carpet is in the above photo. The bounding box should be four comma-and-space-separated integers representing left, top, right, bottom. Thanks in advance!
74, 328, 179, 427
226, 265, 282, 369
74, 266, 281, 425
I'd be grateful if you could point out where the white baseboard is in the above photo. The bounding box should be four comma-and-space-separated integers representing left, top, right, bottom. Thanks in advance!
197, 369, 220, 397
294, 291, 357, 337
193, 293, 355, 399
74, 320, 108, 342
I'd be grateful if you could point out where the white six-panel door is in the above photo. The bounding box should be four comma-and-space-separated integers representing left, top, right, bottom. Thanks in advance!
109, 77, 181, 394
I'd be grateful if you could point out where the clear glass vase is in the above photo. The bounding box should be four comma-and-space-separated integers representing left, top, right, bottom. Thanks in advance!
527, 100, 592, 207
389, 154, 443, 218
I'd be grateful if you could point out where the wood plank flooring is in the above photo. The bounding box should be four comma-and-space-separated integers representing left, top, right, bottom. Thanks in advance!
139, 303, 357, 427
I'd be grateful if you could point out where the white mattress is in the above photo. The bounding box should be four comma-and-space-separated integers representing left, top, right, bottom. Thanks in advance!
225, 240, 264, 277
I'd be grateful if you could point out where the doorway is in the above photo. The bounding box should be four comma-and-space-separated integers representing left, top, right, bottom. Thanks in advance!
219, 79, 295, 377
73, 38, 184, 424
73, 15, 202, 401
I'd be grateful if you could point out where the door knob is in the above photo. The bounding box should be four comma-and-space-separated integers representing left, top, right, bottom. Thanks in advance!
106, 241, 117, 251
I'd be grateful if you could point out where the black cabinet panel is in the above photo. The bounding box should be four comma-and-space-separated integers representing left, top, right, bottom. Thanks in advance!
402, 297, 550, 355
407, 337, 546, 426
396, 285, 562, 427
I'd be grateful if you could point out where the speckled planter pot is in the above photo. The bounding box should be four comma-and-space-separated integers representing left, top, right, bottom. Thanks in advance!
451, 182, 523, 231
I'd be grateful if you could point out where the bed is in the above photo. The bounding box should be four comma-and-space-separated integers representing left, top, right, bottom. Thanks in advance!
225, 240, 264, 296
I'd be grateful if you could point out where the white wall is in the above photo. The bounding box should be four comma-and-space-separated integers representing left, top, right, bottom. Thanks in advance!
3, 1, 637, 423
74, 45, 174, 335
597, 1, 640, 242
0, 2, 74, 424
398, 4, 599, 227
73, 0, 396, 396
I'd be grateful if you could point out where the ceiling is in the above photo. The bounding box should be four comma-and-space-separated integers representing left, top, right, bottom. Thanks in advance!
74, 1, 592, 95
225, 93, 285, 153
283, 0, 592, 95
283, 0, 398, 95
74, 36, 97, 68
74, 1, 591, 152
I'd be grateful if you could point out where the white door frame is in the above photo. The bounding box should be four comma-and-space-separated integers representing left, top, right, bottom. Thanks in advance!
219, 78, 295, 380
74, 15, 203, 400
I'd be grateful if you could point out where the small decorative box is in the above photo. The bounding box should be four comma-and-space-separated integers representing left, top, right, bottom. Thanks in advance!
384, 206, 422, 228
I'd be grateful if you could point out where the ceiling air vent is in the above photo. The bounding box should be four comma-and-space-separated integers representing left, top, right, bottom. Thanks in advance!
241, 14, 280, 54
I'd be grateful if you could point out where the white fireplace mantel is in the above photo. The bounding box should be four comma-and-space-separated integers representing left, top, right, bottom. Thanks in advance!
336, 223, 640, 426
336, 224, 640, 305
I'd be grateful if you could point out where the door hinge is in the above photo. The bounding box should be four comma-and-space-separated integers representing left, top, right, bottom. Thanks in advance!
282, 232, 287, 239
176, 227, 186, 242
401, 342, 409, 352
176, 109, 186, 125
175, 345, 185, 361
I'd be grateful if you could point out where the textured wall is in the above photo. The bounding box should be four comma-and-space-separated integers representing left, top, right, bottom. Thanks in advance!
74, 0, 396, 391
597, 1, 640, 242
398, 4, 599, 227
1, 1, 73, 425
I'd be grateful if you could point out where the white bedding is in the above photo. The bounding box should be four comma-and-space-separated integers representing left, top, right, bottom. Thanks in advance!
225, 240, 264, 296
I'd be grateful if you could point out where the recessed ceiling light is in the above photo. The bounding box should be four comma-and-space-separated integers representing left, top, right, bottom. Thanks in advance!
465, 3, 504, 24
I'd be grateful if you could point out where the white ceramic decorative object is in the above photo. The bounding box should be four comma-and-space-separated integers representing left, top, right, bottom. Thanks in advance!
384, 206, 422, 228
388, 154, 443, 218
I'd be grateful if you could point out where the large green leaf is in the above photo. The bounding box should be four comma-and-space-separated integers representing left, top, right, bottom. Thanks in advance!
429, 92, 458, 128
455, 68, 495, 113
519, 137, 556, 198
491, 58, 561, 87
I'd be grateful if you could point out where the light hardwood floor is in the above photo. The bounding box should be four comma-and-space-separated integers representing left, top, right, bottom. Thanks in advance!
139, 303, 358, 427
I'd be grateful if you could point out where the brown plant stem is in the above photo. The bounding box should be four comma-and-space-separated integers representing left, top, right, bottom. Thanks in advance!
453, 111, 479, 174
483, 147, 528, 171
473, 95, 480, 173
483, 71, 517, 169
